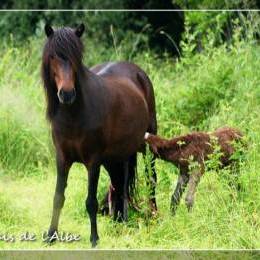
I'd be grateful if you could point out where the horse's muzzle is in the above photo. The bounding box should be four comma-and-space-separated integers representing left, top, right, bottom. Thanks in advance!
57, 88, 76, 105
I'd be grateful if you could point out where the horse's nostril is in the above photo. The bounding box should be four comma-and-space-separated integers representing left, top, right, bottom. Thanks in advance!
57, 88, 76, 104
57, 89, 64, 102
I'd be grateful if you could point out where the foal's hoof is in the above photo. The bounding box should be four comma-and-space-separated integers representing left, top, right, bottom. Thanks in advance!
185, 196, 194, 212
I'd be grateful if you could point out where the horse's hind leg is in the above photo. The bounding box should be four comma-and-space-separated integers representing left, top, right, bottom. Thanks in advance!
137, 70, 158, 214
104, 161, 126, 222
123, 161, 129, 221
170, 171, 189, 215
185, 167, 202, 212
48, 157, 71, 242
127, 153, 140, 211
85, 163, 101, 247
101, 154, 136, 216
143, 150, 157, 215
146, 112, 158, 214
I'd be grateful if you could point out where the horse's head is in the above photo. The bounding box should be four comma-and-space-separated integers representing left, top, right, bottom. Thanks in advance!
43, 24, 85, 105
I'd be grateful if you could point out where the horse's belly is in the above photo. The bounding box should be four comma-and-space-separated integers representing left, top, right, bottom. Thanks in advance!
103, 117, 148, 160
102, 140, 142, 160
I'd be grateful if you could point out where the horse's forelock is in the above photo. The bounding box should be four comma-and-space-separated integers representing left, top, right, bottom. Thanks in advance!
43, 27, 84, 70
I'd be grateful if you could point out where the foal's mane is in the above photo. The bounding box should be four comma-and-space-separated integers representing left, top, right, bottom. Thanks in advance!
41, 27, 84, 120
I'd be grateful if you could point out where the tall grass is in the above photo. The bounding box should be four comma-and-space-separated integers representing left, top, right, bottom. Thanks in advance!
0, 15, 259, 249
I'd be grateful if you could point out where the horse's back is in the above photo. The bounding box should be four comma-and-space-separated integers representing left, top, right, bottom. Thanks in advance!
91, 62, 148, 90
90, 61, 157, 134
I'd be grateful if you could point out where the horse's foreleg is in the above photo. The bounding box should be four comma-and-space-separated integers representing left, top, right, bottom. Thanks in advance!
86, 163, 100, 248
170, 172, 189, 215
48, 157, 71, 241
185, 167, 202, 212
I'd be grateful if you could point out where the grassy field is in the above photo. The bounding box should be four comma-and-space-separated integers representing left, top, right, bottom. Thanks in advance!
0, 23, 260, 249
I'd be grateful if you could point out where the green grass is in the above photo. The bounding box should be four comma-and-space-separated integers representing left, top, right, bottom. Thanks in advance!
0, 28, 259, 249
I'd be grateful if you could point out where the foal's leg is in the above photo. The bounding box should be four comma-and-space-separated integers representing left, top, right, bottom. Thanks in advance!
85, 163, 100, 247
48, 157, 71, 241
170, 172, 189, 215
185, 167, 202, 212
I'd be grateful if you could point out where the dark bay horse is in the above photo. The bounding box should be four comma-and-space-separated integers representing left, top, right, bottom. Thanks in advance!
41, 24, 157, 247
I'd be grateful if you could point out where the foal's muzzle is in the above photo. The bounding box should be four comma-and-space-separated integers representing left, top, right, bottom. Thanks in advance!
57, 88, 76, 105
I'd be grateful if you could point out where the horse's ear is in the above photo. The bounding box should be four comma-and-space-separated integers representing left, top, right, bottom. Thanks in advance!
45, 24, 54, 37
75, 23, 85, 38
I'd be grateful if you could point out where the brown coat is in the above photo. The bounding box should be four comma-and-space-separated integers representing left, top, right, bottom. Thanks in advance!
144, 127, 243, 214
145, 127, 243, 171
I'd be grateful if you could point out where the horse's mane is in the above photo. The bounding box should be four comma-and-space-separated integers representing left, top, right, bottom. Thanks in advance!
41, 27, 84, 120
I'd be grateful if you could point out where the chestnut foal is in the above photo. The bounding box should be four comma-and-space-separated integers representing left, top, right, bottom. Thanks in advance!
144, 127, 243, 214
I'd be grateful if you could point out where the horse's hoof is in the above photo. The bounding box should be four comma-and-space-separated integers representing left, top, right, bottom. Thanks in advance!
90, 236, 99, 248
45, 230, 57, 244
91, 241, 97, 248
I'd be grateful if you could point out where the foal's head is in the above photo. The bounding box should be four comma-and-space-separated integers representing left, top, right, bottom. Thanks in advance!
42, 24, 85, 105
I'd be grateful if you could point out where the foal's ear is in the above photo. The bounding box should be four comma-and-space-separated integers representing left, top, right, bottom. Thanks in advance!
45, 24, 54, 37
75, 23, 85, 38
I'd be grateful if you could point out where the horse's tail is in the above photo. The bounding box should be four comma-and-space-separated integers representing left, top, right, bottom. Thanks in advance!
137, 71, 158, 213
136, 71, 157, 135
